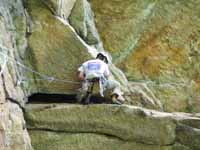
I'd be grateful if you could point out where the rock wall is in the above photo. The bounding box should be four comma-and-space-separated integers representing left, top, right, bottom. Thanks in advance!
0, 0, 32, 149
24, 0, 161, 109
1, 0, 200, 149
90, 0, 200, 112
0, 102, 32, 150
26, 0, 91, 94
25, 104, 200, 150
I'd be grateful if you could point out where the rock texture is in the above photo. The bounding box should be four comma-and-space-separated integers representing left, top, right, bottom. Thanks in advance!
26, 0, 91, 94
24, 0, 162, 109
0, 0, 32, 149
0, 102, 32, 150
0, 0, 27, 104
25, 104, 200, 150
90, 0, 200, 112
1, 0, 200, 149
68, 0, 101, 45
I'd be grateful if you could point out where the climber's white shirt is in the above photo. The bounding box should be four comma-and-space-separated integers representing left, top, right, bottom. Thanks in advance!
78, 59, 110, 79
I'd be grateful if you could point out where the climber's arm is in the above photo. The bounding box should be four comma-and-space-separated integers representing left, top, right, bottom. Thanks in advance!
78, 63, 86, 81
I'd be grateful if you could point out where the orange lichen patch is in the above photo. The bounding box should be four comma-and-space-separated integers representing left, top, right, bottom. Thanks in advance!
164, 96, 188, 112
130, 47, 162, 77
123, 30, 188, 79
194, 80, 200, 91
195, 80, 200, 85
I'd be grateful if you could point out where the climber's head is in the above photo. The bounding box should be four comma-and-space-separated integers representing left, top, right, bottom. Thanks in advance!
96, 52, 109, 64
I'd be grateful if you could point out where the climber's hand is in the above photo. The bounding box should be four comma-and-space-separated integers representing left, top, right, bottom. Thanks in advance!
78, 72, 85, 81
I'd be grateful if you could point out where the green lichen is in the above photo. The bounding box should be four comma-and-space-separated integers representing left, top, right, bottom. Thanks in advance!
29, 130, 172, 150
26, 0, 91, 94
68, 0, 99, 45
25, 104, 176, 146
90, 0, 200, 112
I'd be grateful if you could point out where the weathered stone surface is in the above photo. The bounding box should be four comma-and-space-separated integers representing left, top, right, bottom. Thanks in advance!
0, 102, 32, 150
25, 104, 176, 146
69, 0, 100, 45
126, 82, 163, 110
90, 0, 200, 112
177, 125, 200, 150
25, 104, 200, 150
177, 117, 200, 129
171, 143, 190, 150
58, 0, 77, 19
29, 130, 173, 150
1, 0, 200, 149
26, 0, 91, 94
0, 76, 6, 104
42, 0, 77, 19
0, 0, 28, 104
0, 0, 34, 149
23, 0, 158, 111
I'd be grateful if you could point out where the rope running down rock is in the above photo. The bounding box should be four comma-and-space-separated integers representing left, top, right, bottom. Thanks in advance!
0, 46, 80, 85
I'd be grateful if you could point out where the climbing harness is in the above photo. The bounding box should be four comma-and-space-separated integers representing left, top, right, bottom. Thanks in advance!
81, 77, 99, 105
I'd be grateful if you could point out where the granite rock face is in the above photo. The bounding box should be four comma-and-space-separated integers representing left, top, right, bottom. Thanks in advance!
0, 0, 27, 104
68, 0, 101, 45
25, 104, 200, 150
1, 0, 200, 149
0, 0, 32, 149
90, 0, 200, 112
24, 0, 161, 109
0, 102, 32, 150
26, 0, 91, 94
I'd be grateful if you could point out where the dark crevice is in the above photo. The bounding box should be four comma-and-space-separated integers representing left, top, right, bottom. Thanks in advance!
1, 67, 25, 112
27, 93, 110, 104
1, 74, 9, 99
6, 97, 25, 113
28, 93, 76, 103
41, 0, 56, 16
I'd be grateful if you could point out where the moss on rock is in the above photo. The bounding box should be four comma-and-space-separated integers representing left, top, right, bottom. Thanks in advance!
90, 0, 200, 112
25, 104, 200, 150
26, 0, 91, 94
29, 130, 172, 150
25, 104, 176, 145
69, 0, 99, 45
177, 125, 200, 150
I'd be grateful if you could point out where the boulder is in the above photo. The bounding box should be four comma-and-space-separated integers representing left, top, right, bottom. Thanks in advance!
26, 0, 91, 94
25, 104, 177, 149
68, 0, 100, 45
25, 104, 200, 150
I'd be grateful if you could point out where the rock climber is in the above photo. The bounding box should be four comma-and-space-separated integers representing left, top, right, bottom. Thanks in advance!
77, 52, 125, 104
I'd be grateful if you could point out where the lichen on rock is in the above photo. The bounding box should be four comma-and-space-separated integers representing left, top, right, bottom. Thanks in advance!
0, 102, 32, 150
26, 0, 91, 94
25, 104, 200, 150
1, 0, 200, 149
90, 0, 200, 112
68, 0, 100, 45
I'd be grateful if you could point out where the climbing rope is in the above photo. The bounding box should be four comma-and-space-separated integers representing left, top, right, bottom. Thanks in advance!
0, 45, 81, 85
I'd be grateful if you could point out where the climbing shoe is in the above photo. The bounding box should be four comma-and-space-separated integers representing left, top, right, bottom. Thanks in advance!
111, 94, 124, 105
